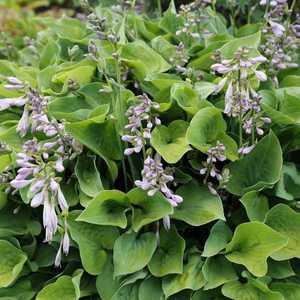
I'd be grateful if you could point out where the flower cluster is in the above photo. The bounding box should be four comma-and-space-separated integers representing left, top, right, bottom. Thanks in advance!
1, 76, 82, 266
122, 94, 161, 155
260, 0, 300, 85
199, 141, 229, 194
212, 47, 268, 117
87, 12, 119, 44
9, 133, 78, 266
176, 0, 211, 39
135, 153, 183, 207
1, 80, 63, 138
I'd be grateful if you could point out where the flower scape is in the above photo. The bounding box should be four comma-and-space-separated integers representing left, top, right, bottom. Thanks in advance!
0, 0, 300, 299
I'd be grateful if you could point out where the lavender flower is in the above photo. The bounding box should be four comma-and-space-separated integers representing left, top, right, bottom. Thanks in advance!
176, 0, 211, 39
212, 48, 268, 117
260, 0, 300, 84
122, 94, 160, 155
54, 220, 70, 267
135, 153, 183, 207
10, 126, 81, 245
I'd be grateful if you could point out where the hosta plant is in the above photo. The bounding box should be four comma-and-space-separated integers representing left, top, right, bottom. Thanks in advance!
0, 0, 300, 299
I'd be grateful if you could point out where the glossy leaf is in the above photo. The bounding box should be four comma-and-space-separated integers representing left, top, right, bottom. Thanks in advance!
75, 155, 103, 197
186, 107, 238, 160
240, 191, 269, 222
225, 222, 288, 277
265, 204, 300, 260
148, 228, 185, 277
127, 188, 173, 232
202, 220, 232, 257
173, 181, 225, 226
68, 213, 119, 275
162, 250, 206, 299
0, 240, 27, 288
226, 131, 282, 196
151, 120, 191, 163
78, 190, 129, 228
113, 231, 157, 276
202, 255, 237, 290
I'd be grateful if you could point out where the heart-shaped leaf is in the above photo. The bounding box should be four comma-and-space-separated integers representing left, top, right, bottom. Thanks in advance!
0, 240, 27, 288
150, 120, 191, 164
173, 181, 225, 226
271, 282, 300, 300
162, 250, 206, 299
240, 191, 269, 222
219, 31, 261, 58
202, 255, 237, 290
120, 41, 171, 80
225, 222, 288, 277
68, 213, 119, 275
36, 270, 83, 300
78, 190, 130, 228
226, 131, 282, 196
222, 277, 284, 300
138, 277, 164, 300
127, 188, 173, 232
265, 204, 300, 260
113, 231, 157, 276
171, 83, 212, 115
96, 255, 121, 300
186, 107, 238, 160
148, 228, 185, 277
66, 119, 122, 161
75, 155, 103, 197
202, 220, 232, 257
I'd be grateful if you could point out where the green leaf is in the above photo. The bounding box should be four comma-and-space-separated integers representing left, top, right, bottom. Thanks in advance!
0, 279, 35, 300
226, 131, 283, 196
52, 60, 96, 86
171, 83, 212, 115
138, 277, 164, 300
49, 18, 91, 43
48, 95, 94, 122
265, 203, 300, 260
271, 282, 300, 300
275, 162, 300, 200
173, 181, 225, 226
186, 107, 238, 160
111, 284, 139, 300
0, 240, 27, 288
36, 271, 83, 300
240, 191, 269, 222
222, 277, 284, 300
151, 120, 191, 164
202, 255, 237, 290
225, 222, 288, 277
0, 126, 25, 151
148, 228, 185, 277
77, 190, 130, 228
127, 188, 173, 232
66, 119, 122, 161
68, 213, 119, 275
39, 38, 60, 70
279, 91, 300, 123
220, 31, 261, 58
96, 255, 120, 300
75, 155, 103, 197
113, 231, 157, 276
162, 250, 206, 299
191, 289, 222, 300
120, 41, 171, 80
267, 259, 295, 279
202, 220, 232, 257
194, 82, 217, 100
